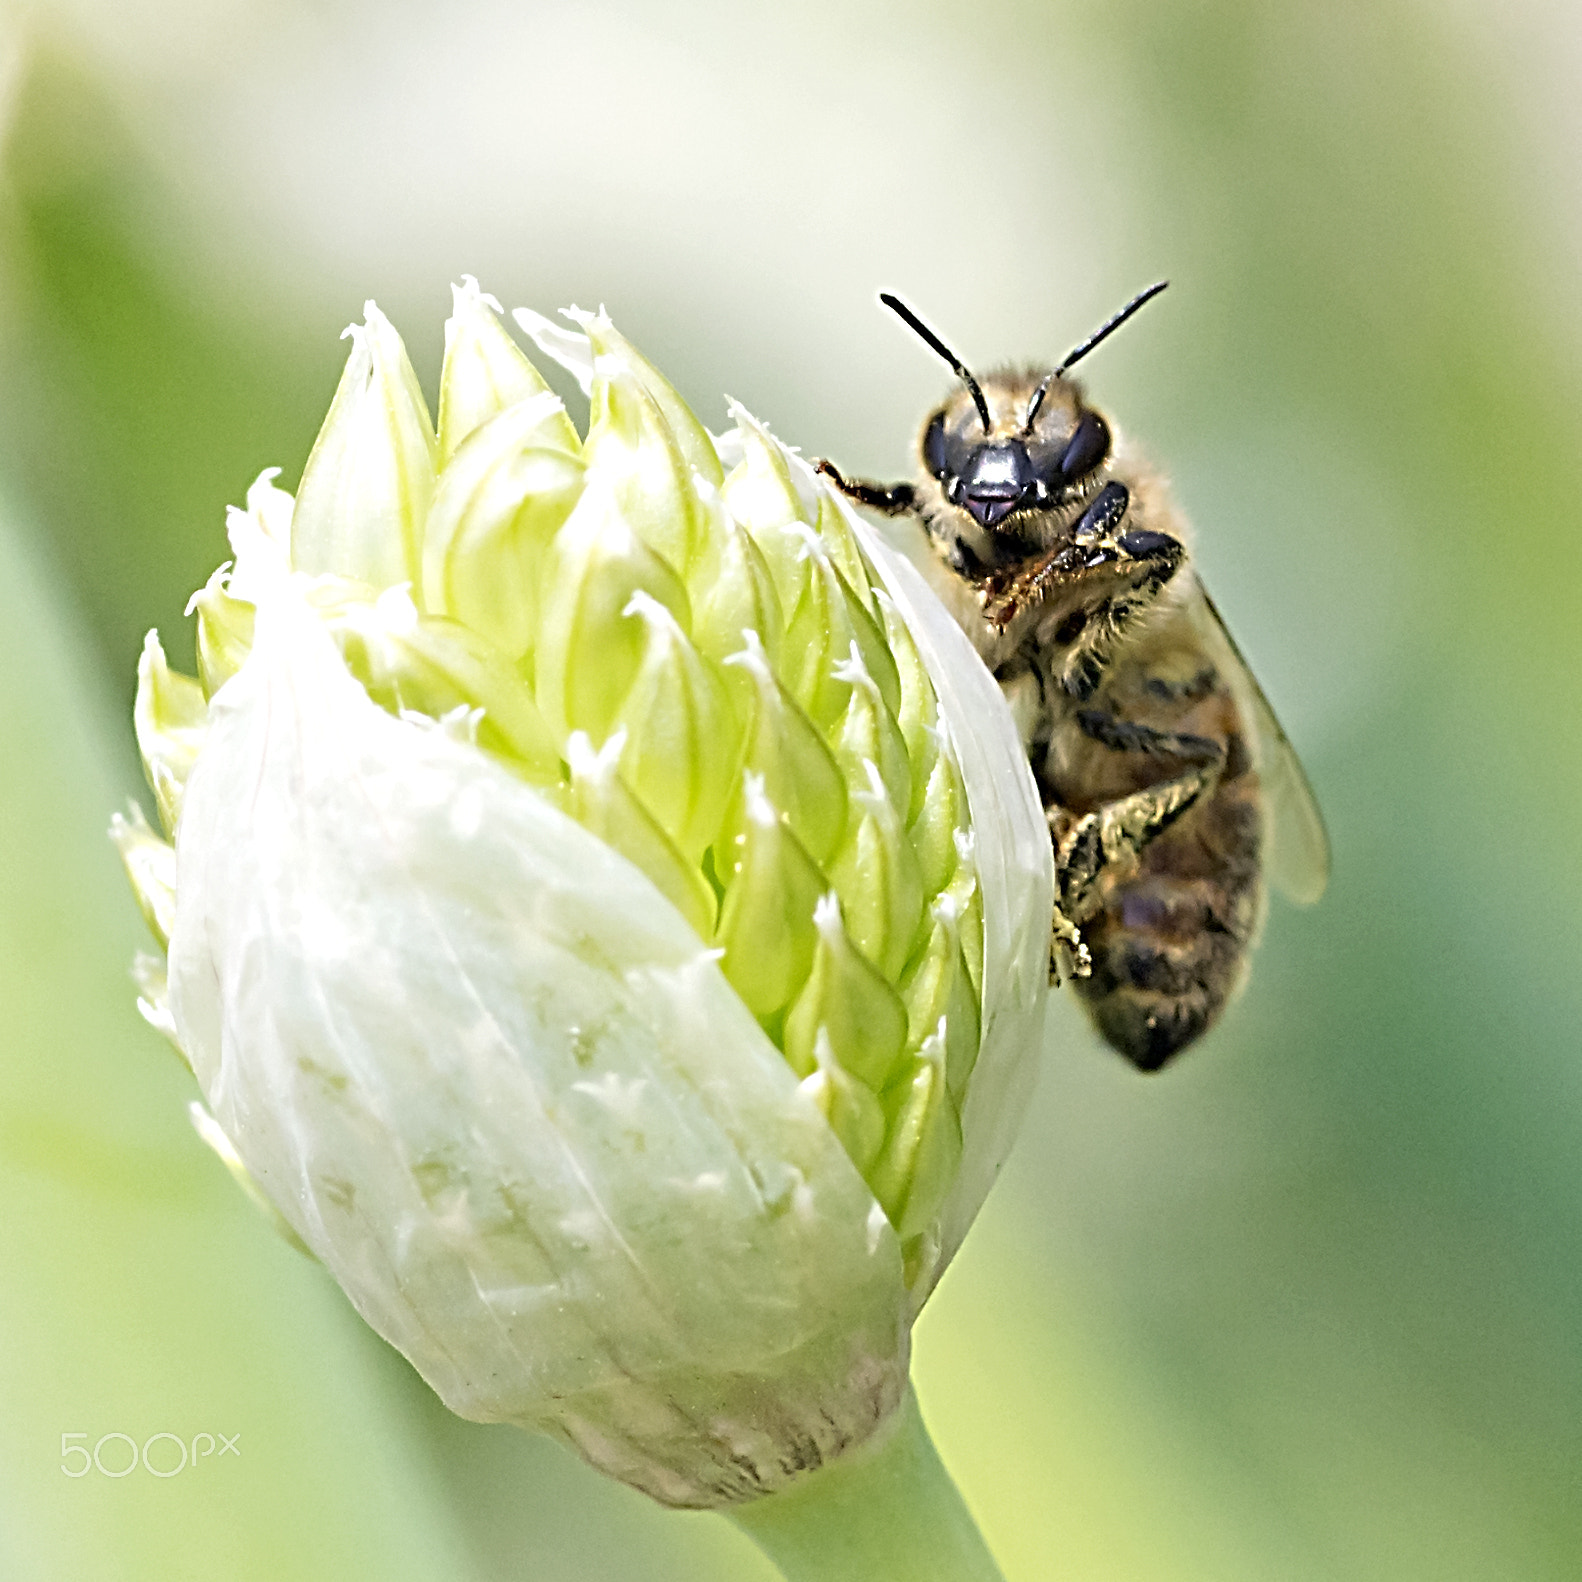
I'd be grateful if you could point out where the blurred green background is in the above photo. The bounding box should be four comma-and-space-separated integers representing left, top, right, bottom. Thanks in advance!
2, 0, 1579, 1577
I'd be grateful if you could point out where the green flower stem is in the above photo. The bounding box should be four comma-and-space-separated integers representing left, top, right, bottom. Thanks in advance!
724, 1385, 1006, 1582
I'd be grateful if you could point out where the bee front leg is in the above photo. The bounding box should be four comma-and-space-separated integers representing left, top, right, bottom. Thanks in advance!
814, 461, 917, 517
1053, 527, 1185, 701
981, 486, 1185, 701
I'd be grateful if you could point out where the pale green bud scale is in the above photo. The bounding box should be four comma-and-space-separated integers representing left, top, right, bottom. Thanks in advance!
907, 742, 967, 900
875, 588, 940, 823
782, 894, 908, 1091
573, 308, 724, 491
871, 1026, 962, 1244
292, 303, 437, 591
715, 775, 826, 1020
828, 761, 926, 982
783, 541, 899, 731
689, 489, 784, 674
830, 642, 913, 825
190, 562, 256, 698
437, 278, 580, 464
613, 593, 744, 861
134, 631, 208, 835
325, 589, 561, 780
110, 802, 177, 948
533, 477, 691, 744
581, 359, 708, 579
898, 900, 982, 1104
942, 834, 986, 999
566, 731, 718, 939
130, 950, 185, 1063
723, 631, 848, 867
797, 1029, 886, 1177
421, 399, 585, 662
814, 491, 879, 616
721, 408, 813, 613
187, 472, 299, 698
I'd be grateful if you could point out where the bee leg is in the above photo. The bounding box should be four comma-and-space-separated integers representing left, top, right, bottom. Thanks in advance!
982, 502, 1185, 683
1049, 900, 1091, 985
1052, 717, 1224, 929
1056, 533, 1186, 701
814, 461, 917, 516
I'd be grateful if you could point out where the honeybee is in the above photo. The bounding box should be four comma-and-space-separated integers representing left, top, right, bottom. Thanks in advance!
819, 286, 1329, 1070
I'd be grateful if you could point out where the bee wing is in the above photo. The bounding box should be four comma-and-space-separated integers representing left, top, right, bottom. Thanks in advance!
1187, 582, 1331, 905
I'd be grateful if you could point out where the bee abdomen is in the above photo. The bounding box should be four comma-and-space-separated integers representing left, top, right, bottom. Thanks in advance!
1076, 841, 1259, 1072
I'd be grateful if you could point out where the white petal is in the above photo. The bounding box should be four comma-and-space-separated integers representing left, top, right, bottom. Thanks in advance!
804, 462, 1052, 1301
166, 578, 907, 1506
511, 306, 595, 395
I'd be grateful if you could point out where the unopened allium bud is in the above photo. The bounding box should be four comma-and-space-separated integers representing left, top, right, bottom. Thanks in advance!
114, 280, 1051, 1520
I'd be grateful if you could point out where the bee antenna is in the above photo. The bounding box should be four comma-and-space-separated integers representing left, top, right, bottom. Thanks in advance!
1024, 282, 1168, 433
879, 292, 993, 433
1056, 280, 1169, 380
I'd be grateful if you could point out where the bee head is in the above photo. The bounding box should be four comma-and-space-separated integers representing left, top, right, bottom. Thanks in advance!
920, 380, 1111, 531
880, 284, 1167, 540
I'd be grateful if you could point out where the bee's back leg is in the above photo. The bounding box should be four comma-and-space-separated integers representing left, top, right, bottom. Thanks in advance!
1052, 712, 1224, 926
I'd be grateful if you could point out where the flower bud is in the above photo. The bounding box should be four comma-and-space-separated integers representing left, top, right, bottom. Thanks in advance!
721, 406, 812, 612
117, 287, 1052, 1510
576, 312, 715, 580
532, 475, 692, 743
690, 486, 784, 672
716, 770, 828, 1018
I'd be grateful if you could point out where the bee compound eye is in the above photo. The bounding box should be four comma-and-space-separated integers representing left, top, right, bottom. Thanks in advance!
923, 410, 949, 476
1059, 410, 1111, 484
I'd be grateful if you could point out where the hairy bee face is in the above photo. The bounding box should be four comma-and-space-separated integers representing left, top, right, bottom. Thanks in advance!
917, 374, 1113, 572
